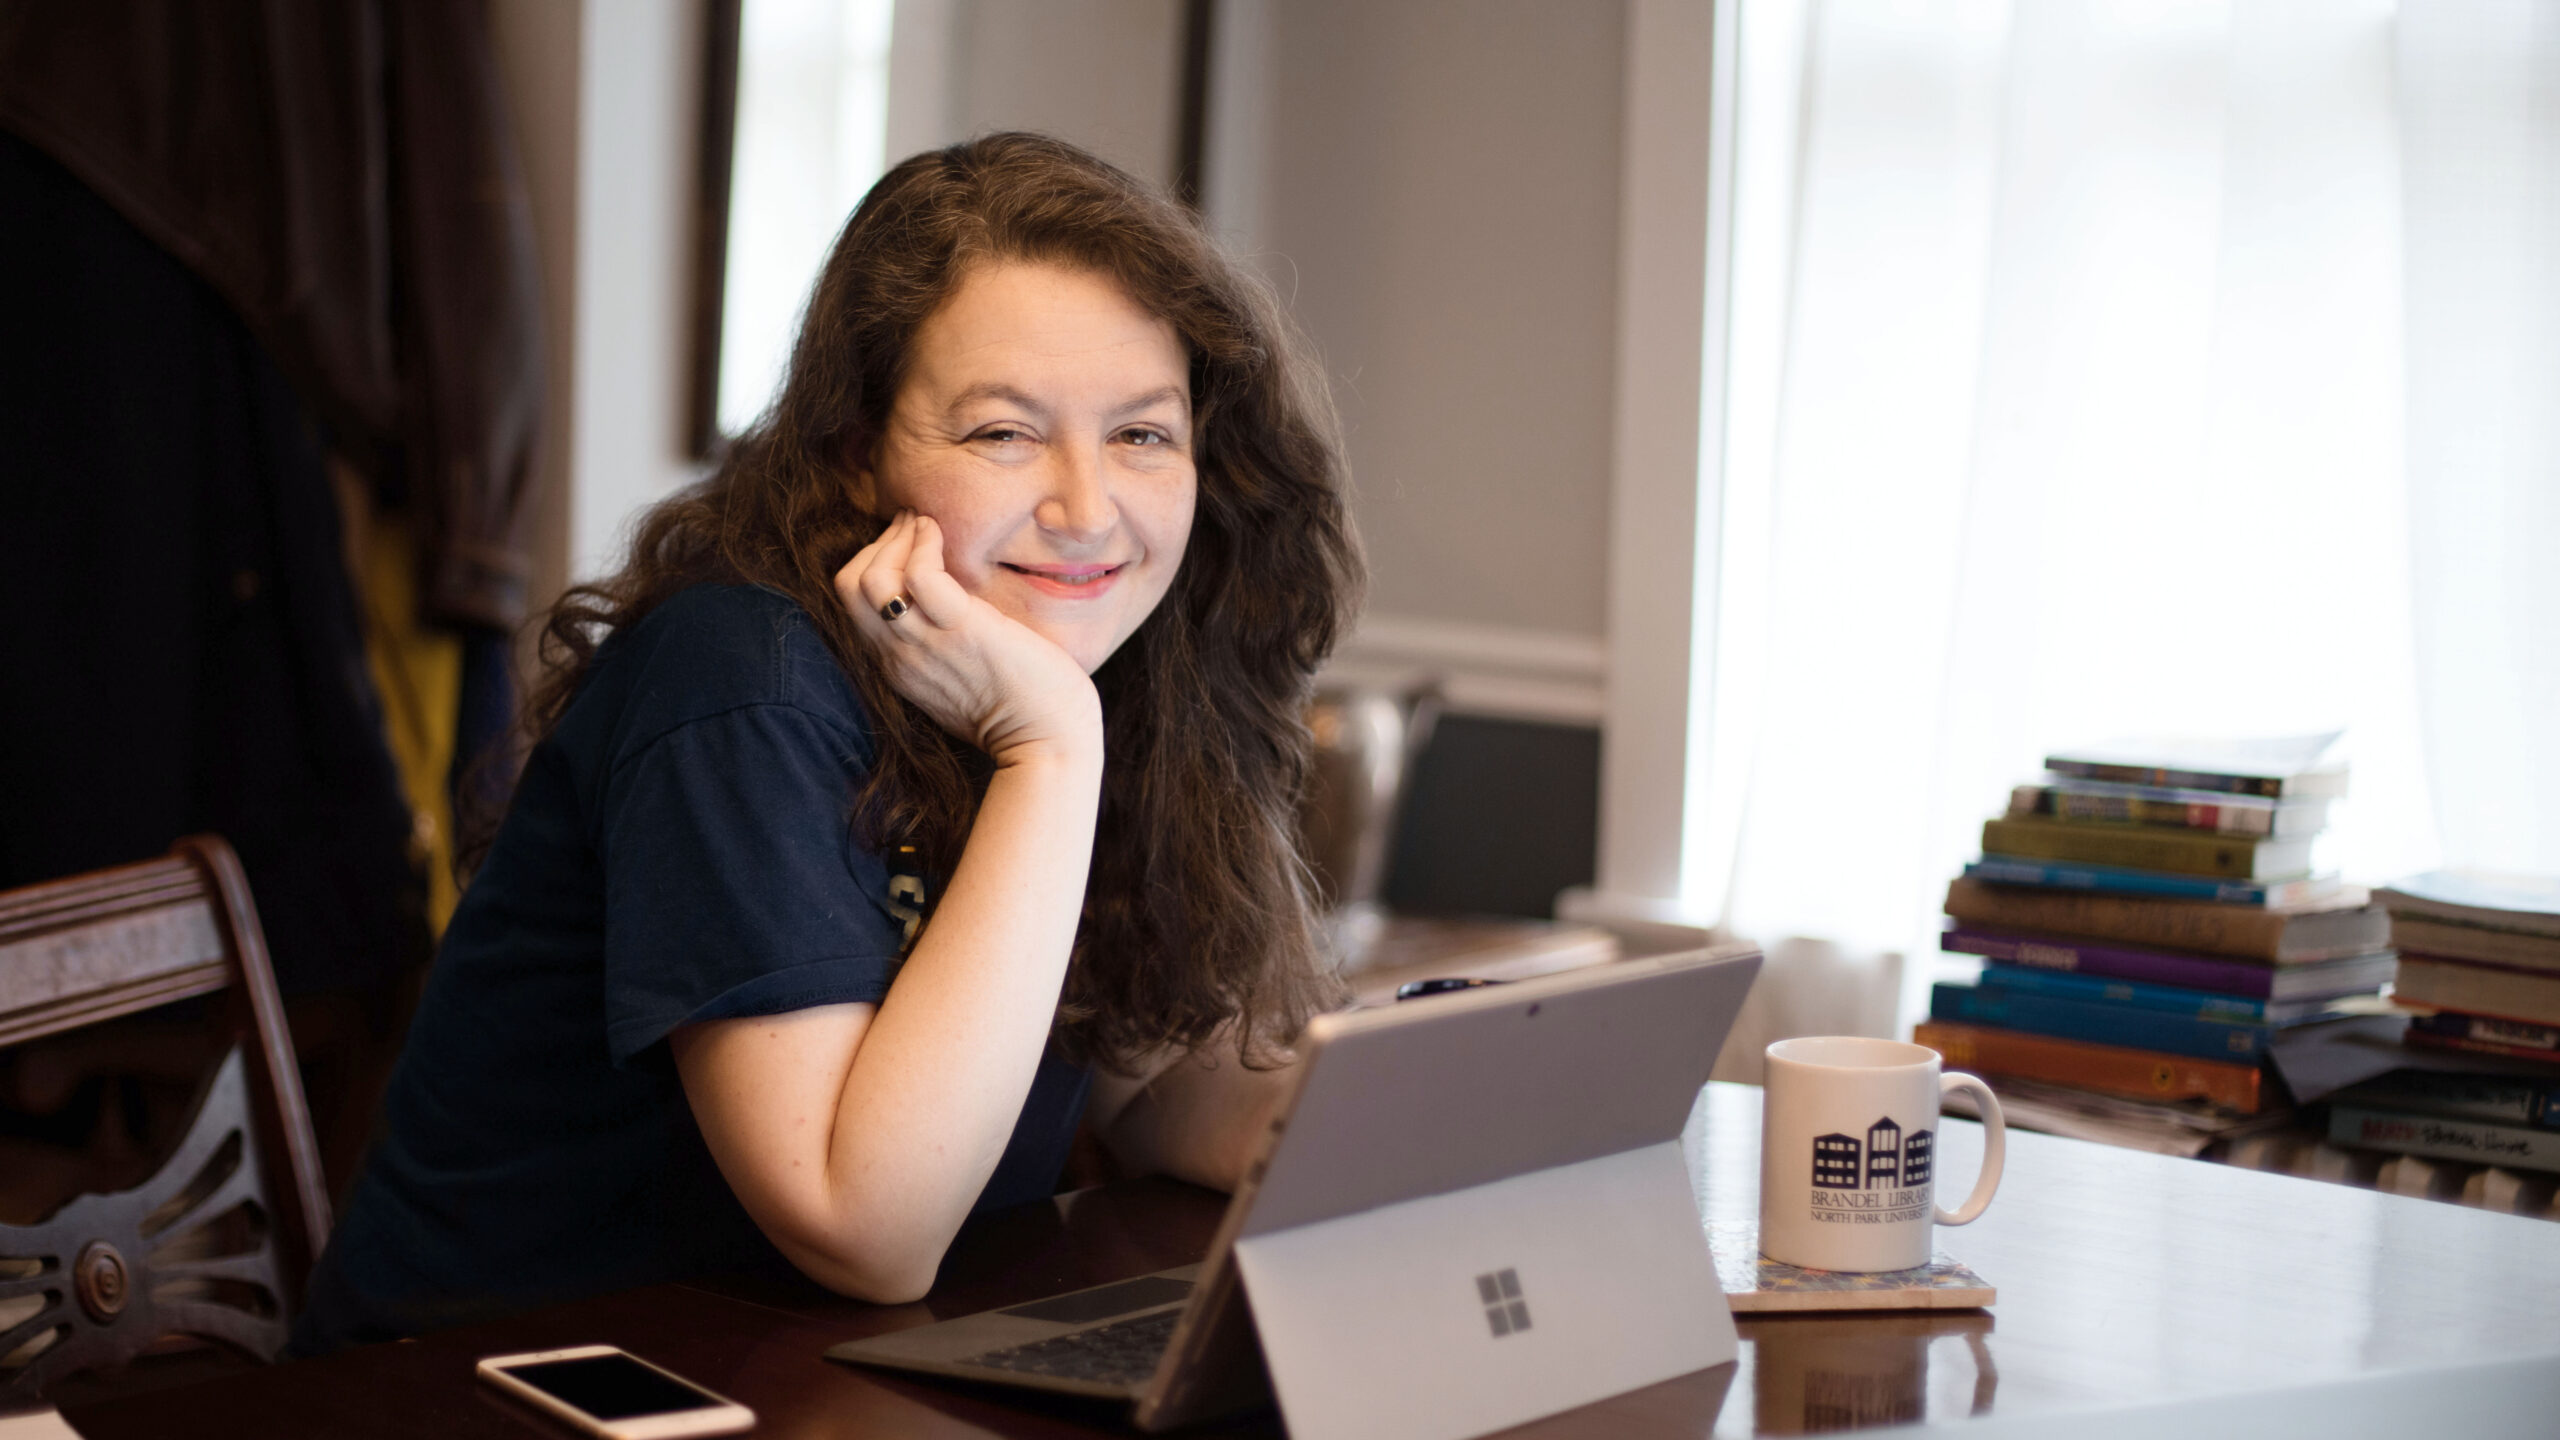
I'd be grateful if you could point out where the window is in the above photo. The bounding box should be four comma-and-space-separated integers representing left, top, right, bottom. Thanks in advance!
716, 0, 897, 438
1642, 0, 2560, 1016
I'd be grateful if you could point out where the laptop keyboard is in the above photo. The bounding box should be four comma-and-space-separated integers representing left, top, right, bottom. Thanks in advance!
963, 1307, 1182, 1386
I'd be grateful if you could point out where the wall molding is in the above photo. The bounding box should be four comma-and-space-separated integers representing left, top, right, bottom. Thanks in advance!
1322, 614, 1607, 727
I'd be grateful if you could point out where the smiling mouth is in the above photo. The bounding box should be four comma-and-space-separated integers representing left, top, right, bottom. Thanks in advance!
1002, 563, 1125, 588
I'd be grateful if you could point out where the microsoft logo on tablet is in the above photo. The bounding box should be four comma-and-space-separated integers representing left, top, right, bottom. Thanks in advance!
1475, 1269, 1531, 1337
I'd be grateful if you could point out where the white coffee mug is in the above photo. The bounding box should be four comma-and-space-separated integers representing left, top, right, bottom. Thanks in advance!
1758, 1036, 2006, 1273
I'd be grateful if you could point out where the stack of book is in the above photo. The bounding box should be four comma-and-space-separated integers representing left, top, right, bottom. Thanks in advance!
1916, 736, 2394, 1145
2323, 872, 2560, 1174
2374, 872, 2560, 1065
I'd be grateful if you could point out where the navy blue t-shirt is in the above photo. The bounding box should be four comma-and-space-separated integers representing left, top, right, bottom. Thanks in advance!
291, 584, 1091, 1353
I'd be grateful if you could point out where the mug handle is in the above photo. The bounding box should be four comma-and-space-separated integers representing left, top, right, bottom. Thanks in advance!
1935, 1071, 2006, 1226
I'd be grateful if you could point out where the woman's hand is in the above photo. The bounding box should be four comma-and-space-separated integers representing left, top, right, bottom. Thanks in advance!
835, 512, 1101, 768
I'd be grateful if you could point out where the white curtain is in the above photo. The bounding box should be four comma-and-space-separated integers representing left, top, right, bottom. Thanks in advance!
1693, 0, 2559, 1036
2398, 0, 2560, 872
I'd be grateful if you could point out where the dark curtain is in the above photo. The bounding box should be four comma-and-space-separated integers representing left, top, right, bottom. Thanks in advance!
0, 132, 425, 996
0, 0, 548, 630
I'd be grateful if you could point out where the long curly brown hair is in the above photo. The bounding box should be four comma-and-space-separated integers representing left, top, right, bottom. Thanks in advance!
511, 133, 1359, 1068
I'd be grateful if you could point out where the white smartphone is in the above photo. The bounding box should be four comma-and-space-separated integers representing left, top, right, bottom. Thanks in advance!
476, 1345, 756, 1439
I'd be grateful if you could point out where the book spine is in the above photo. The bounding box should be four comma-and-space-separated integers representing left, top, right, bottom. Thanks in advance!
2407, 1008, 2560, 1052
2328, 1105, 2560, 1172
1930, 983, 2272, 1061
1942, 877, 2292, 960
1983, 818, 2292, 880
2015, 784, 2279, 837
1941, 927, 2279, 996
1912, 1021, 2263, 1112
2043, 758, 2288, 798
1974, 963, 2275, 1022
1967, 858, 2307, 906
2333, 1074, 2560, 1129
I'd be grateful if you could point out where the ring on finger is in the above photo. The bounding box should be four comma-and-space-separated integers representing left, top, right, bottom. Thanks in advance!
879, 593, 913, 623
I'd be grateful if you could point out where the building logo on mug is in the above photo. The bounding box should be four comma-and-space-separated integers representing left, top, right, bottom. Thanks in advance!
1808, 1118, 1934, 1224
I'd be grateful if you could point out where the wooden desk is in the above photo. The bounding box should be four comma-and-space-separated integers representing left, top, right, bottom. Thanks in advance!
59, 1084, 2560, 1438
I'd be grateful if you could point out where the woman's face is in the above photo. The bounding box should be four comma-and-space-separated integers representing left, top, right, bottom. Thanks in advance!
862, 261, 1198, 675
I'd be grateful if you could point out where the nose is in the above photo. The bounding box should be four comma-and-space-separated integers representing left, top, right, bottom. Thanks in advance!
1035, 441, 1118, 545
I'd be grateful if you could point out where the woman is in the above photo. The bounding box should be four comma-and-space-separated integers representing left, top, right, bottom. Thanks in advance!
291, 133, 1360, 1351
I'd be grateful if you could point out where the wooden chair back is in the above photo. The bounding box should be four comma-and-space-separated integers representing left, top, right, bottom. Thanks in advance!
0, 836, 330, 1397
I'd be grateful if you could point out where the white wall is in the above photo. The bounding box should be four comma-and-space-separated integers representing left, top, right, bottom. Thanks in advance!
1214, 0, 1630, 724
570, 0, 716, 584
890, 0, 1186, 188
1583, 0, 1723, 916
494, 0, 715, 628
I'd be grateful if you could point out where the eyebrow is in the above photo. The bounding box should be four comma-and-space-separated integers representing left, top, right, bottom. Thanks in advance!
1110, 385, 1190, 415
946, 382, 1046, 418
944, 382, 1189, 419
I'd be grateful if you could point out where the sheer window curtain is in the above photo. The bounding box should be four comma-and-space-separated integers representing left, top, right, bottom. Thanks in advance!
1691, 0, 2560, 1064
2398, 0, 2560, 872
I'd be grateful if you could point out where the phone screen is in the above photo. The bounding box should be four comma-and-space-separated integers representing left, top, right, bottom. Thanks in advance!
503, 1353, 723, 1420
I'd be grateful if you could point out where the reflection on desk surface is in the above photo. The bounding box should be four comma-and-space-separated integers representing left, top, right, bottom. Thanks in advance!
1740, 1311, 1995, 1436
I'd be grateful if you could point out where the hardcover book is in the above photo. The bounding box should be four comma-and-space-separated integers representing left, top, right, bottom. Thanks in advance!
2376, 871, 2560, 940
1981, 816, 2314, 881
2385, 917, 2560, 975
1972, 963, 2355, 1026
2410, 1009, 2560, 1051
2393, 956, 2560, 1028
2329, 1104, 2560, 1173
2405, 1030, 2560, 1067
1941, 926, 2397, 1001
1912, 1020, 2264, 1112
1967, 857, 2341, 908
1941, 877, 2386, 963
2327, 1072, 2560, 1130
1930, 981, 2275, 1062
2009, 781, 2328, 839
2042, 733, 2349, 801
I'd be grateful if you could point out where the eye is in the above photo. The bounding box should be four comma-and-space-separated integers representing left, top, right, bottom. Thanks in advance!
1117, 426, 1173, 447
971, 425, 1033, 445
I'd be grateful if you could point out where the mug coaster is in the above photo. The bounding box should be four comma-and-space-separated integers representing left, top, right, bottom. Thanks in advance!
1707, 1221, 1995, 1313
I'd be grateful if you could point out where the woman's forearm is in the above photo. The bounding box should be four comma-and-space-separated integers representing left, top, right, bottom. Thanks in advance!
674, 738, 1102, 1302
818, 744, 1103, 1273
1098, 1045, 1299, 1193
